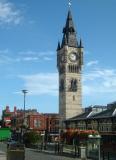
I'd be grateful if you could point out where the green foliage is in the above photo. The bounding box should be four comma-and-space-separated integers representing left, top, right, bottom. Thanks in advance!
3, 110, 11, 117
4, 113, 11, 117
23, 131, 42, 146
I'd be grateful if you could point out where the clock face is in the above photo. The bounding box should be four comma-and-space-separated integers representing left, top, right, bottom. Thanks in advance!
69, 52, 77, 62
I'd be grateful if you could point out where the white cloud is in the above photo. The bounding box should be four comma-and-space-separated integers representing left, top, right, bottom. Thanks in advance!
83, 68, 116, 95
18, 51, 54, 56
19, 50, 54, 61
84, 50, 91, 55
0, 0, 22, 25
19, 73, 58, 96
0, 54, 12, 63
21, 57, 39, 61
17, 67, 116, 98
86, 60, 98, 67
0, 49, 54, 64
83, 69, 115, 81
43, 57, 52, 61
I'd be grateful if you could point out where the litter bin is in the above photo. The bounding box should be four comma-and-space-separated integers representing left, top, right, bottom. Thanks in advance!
7, 142, 25, 160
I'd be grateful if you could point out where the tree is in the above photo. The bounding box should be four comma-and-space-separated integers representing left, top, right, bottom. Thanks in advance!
23, 131, 42, 147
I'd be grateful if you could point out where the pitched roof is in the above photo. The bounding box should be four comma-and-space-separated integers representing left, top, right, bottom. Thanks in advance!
66, 110, 91, 121
66, 105, 116, 123
90, 106, 116, 119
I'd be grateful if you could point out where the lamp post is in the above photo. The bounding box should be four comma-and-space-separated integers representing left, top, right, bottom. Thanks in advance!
22, 89, 28, 126
88, 134, 101, 160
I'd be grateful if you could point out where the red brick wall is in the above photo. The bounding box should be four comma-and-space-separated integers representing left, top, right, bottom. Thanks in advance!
28, 114, 60, 133
28, 114, 47, 131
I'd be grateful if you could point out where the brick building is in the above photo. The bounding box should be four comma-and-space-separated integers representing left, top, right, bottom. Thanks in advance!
27, 114, 47, 131
2, 106, 60, 134
2, 106, 17, 127
44, 113, 59, 134
27, 113, 60, 134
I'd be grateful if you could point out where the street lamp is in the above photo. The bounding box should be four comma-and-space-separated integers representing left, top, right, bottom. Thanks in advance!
22, 89, 28, 126
88, 134, 101, 160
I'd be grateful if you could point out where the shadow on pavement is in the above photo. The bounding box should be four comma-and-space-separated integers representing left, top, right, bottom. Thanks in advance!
33, 150, 78, 159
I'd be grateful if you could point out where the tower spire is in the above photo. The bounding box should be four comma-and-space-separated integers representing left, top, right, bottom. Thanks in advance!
79, 38, 84, 48
57, 41, 61, 51
61, 9, 78, 48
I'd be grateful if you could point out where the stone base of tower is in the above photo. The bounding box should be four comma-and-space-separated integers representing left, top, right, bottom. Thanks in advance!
59, 108, 83, 130
65, 108, 83, 120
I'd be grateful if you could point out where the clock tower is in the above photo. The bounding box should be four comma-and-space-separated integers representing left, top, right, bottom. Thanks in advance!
57, 10, 83, 127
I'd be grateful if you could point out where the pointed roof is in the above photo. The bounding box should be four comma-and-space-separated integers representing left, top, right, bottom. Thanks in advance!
61, 10, 78, 48
57, 41, 61, 51
65, 10, 75, 31
78, 39, 84, 48
61, 34, 68, 47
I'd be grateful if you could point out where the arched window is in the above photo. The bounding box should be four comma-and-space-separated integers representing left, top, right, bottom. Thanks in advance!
76, 66, 79, 73
70, 65, 73, 73
60, 79, 64, 91
75, 66, 76, 73
70, 79, 77, 92
68, 65, 71, 73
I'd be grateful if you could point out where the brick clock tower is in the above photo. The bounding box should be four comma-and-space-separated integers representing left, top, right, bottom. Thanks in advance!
57, 10, 83, 127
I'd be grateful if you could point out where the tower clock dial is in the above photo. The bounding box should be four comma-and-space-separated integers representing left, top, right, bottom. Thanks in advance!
69, 52, 77, 62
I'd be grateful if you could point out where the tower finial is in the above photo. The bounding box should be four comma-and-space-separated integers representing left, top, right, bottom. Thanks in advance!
68, 0, 72, 8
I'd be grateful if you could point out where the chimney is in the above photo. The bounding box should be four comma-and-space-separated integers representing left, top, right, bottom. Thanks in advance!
14, 106, 17, 112
6, 106, 10, 112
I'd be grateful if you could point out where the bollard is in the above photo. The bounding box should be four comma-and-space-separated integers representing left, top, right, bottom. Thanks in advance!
79, 146, 86, 160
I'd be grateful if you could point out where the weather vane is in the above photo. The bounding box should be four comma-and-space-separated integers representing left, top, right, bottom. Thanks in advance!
68, 0, 72, 8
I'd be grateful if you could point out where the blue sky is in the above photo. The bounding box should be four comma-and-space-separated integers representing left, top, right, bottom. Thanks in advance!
0, 0, 116, 115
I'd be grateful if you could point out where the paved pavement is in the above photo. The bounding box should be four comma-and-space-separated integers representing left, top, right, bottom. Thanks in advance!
1, 142, 116, 160
0, 150, 6, 160
1, 148, 116, 160
0, 148, 83, 160
0, 142, 89, 160
25, 148, 82, 160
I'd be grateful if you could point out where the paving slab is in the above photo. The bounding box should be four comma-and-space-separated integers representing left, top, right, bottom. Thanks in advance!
0, 150, 6, 160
